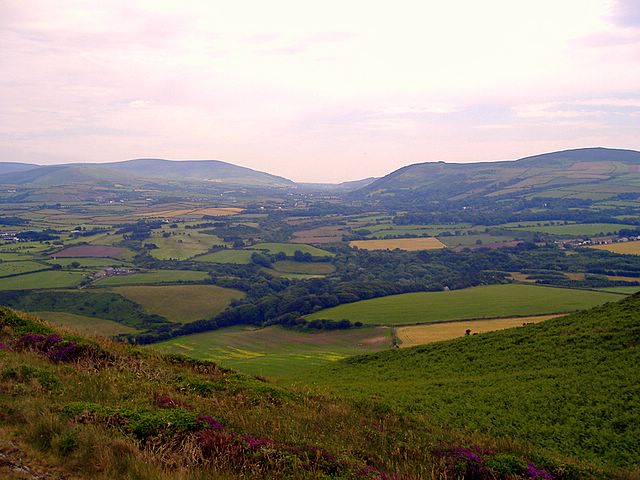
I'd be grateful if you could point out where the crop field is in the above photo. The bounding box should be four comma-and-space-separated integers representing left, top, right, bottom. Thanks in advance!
92, 270, 209, 286
150, 325, 392, 378
249, 242, 334, 257
52, 245, 125, 258
350, 237, 446, 251
261, 268, 324, 280
33, 311, 139, 336
396, 314, 563, 347
507, 223, 636, 236
363, 223, 474, 238
136, 207, 243, 218
306, 284, 622, 325
291, 226, 346, 244
0, 261, 48, 277
588, 240, 640, 255
606, 274, 640, 282
271, 260, 335, 275
596, 286, 640, 294
46, 257, 129, 268
149, 229, 226, 260
0, 270, 87, 290
0, 252, 33, 261
109, 285, 244, 323
438, 234, 517, 247
193, 249, 254, 264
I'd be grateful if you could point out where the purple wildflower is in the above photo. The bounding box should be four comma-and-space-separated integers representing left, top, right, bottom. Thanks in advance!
0, 341, 10, 352
356, 465, 395, 479
47, 341, 82, 363
15, 333, 46, 349
197, 415, 224, 431
242, 435, 273, 450
527, 463, 554, 479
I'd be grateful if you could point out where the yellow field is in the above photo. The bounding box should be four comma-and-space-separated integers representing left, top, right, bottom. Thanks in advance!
588, 240, 640, 255
349, 237, 446, 251
396, 314, 563, 348
606, 274, 640, 282
136, 207, 243, 218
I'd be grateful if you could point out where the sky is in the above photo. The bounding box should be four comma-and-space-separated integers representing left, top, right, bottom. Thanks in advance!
1, 0, 639, 182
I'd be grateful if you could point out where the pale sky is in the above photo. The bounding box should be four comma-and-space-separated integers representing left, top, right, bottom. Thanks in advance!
1, 0, 639, 182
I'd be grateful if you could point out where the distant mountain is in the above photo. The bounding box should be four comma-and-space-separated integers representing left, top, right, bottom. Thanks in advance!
0, 159, 295, 188
358, 147, 640, 203
299, 177, 378, 192
0, 162, 39, 175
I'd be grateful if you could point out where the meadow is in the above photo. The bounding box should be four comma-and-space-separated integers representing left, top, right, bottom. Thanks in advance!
588, 240, 640, 255
0, 260, 48, 277
438, 233, 517, 247
151, 325, 392, 378
92, 270, 209, 286
193, 249, 254, 264
350, 237, 446, 251
249, 242, 334, 257
110, 284, 245, 323
294, 294, 640, 467
271, 260, 335, 275
47, 257, 130, 268
33, 310, 139, 336
396, 314, 563, 347
149, 228, 227, 260
506, 222, 636, 236
0, 270, 87, 290
306, 284, 623, 325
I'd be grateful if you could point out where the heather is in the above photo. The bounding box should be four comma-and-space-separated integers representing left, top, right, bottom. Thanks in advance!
0, 306, 612, 479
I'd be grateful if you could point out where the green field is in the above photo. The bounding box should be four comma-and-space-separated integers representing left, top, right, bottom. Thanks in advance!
193, 249, 254, 264
110, 284, 244, 323
149, 229, 227, 260
151, 325, 392, 377
272, 260, 335, 275
364, 223, 474, 238
46, 257, 129, 268
294, 294, 640, 467
92, 270, 209, 286
438, 233, 517, 247
596, 286, 640, 294
0, 252, 34, 261
249, 243, 334, 257
0, 270, 87, 290
0, 261, 48, 277
33, 311, 139, 336
505, 222, 637, 236
306, 284, 622, 325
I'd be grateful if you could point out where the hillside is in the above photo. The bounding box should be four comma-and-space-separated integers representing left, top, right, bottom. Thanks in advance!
0, 306, 623, 479
294, 293, 640, 469
0, 159, 295, 188
358, 147, 640, 204
0, 162, 38, 175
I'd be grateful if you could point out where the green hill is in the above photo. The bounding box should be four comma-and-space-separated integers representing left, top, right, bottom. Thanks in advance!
2, 304, 631, 478
293, 293, 640, 469
358, 147, 640, 203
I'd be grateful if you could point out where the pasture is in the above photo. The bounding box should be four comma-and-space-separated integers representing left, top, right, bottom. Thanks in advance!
149, 229, 226, 260
34, 311, 138, 336
193, 249, 254, 264
588, 240, 640, 255
350, 237, 446, 251
438, 233, 517, 247
396, 314, 563, 347
271, 260, 335, 275
52, 245, 124, 258
249, 242, 334, 257
109, 284, 244, 323
92, 270, 209, 286
150, 325, 392, 378
136, 206, 242, 218
507, 222, 636, 236
0, 261, 48, 277
47, 257, 129, 268
291, 226, 346, 244
0, 270, 87, 290
306, 284, 622, 325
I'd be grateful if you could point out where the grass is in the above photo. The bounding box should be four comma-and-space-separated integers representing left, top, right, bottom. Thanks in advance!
109, 285, 245, 323
272, 261, 335, 275
33, 311, 139, 336
150, 325, 393, 378
248, 243, 334, 257
46, 257, 130, 268
588, 240, 640, 255
293, 294, 640, 468
193, 249, 254, 264
149, 229, 227, 260
506, 223, 637, 236
0, 252, 35, 261
0, 261, 48, 277
595, 286, 640, 294
438, 234, 517, 247
92, 270, 210, 286
350, 237, 446, 251
0, 270, 87, 290
396, 314, 563, 347
306, 284, 623, 326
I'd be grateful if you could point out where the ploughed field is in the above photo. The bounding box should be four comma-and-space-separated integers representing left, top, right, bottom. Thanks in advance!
306, 284, 624, 325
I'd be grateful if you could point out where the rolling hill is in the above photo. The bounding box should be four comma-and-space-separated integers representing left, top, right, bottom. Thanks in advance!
293, 292, 640, 468
357, 147, 640, 203
0, 162, 38, 175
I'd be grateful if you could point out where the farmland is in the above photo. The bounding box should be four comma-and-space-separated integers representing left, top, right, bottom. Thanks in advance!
0, 270, 87, 290
249, 242, 334, 257
33, 310, 139, 336
193, 249, 254, 264
306, 284, 623, 325
52, 245, 125, 258
505, 222, 637, 236
396, 314, 563, 347
349, 237, 446, 251
110, 284, 244, 323
588, 240, 640, 255
271, 260, 335, 275
151, 325, 392, 378
148, 228, 227, 260
0, 260, 48, 277
92, 270, 209, 286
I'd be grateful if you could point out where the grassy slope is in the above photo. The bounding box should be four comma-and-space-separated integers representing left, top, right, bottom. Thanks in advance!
0, 270, 87, 290
110, 285, 245, 323
248, 243, 334, 257
150, 325, 392, 378
33, 311, 138, 336
306, 284, 623, 325
193, 249, 254, 264
92, 270, 209, 286
294, 294, 640, 467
